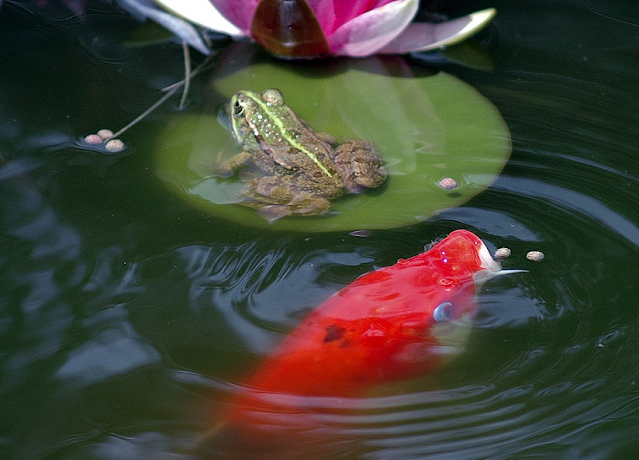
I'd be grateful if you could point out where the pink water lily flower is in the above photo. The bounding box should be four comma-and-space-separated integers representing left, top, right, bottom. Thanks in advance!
155, 0, 496, 59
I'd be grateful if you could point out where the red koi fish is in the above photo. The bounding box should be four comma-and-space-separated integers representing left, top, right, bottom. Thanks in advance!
210, 230, 510, 457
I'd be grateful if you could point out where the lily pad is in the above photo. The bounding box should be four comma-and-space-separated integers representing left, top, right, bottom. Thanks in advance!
155, 48, 510, 232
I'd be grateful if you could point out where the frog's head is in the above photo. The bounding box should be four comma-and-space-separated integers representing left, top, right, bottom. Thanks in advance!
227, 89, 285, 143
227, 90, 257, 142
230, 89, 284, 119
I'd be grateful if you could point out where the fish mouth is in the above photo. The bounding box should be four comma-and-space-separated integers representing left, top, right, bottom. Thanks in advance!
475, 240, 525, 284
478, 241, 502, 273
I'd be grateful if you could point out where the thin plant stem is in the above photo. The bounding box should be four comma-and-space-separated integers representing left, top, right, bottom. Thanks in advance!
179, 41, 191, 110
109, 86, 180, 140
109, 49, 215, 140
161, 54, 212, 92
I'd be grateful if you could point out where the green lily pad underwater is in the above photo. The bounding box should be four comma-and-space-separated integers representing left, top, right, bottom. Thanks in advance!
155, 54, 510, 232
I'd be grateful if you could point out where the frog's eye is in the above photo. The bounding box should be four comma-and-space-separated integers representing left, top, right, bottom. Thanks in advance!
261, 89, 284, 106
433, 302, 453, 322
233, 99, 245, 117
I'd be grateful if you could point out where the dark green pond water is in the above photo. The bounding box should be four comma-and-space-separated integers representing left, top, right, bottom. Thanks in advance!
2, 1, 639, 459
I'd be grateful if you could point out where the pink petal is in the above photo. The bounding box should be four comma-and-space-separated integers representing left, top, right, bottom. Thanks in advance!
306, 0, 399, 35
378, 8, 497, 54
302, 0, 335, 34
153, 0, 247, 36
328, 0, 418, 57
210, 0, 260, 35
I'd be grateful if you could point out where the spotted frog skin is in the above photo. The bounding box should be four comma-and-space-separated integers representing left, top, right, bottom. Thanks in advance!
214, 89, 387, 219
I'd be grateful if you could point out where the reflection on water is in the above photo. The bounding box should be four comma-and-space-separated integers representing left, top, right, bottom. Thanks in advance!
2, 1, 639, 459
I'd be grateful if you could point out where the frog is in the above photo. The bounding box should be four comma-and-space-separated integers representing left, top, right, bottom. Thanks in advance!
213, 89, 387, 219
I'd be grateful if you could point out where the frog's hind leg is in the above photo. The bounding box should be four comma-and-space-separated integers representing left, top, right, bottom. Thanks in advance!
242, 176, 331, 221
258, 197, 331, 221
333, 139, 387, 193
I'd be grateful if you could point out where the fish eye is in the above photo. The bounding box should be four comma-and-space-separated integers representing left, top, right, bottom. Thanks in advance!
433, 302, 453, 322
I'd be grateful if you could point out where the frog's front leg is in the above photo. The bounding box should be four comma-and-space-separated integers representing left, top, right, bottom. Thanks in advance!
211, 151, 252, 177
243, 175, 332, 220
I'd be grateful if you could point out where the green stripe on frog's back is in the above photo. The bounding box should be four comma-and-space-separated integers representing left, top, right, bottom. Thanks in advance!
244, 92, 334, 177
